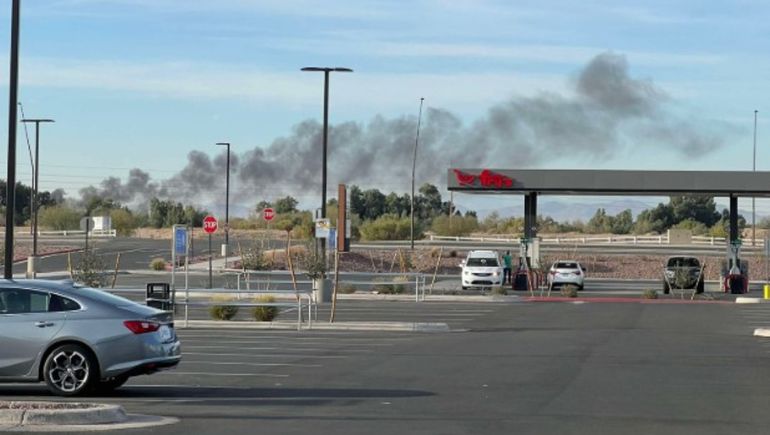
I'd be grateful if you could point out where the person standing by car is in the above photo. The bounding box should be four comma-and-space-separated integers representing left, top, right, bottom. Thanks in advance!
502, 250, 513, 284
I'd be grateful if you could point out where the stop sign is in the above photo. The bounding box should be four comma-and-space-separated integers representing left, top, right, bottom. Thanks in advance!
202, 215, 218, 234
263, 208, 275, 221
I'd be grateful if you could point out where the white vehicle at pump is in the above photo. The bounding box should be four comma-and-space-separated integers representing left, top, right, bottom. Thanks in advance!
461, 250, 504, 289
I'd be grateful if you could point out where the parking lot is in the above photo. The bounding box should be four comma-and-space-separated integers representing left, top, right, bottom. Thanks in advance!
3, 299, 770, 435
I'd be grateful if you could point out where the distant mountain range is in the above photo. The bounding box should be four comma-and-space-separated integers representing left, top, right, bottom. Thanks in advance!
471, 199, 762, 223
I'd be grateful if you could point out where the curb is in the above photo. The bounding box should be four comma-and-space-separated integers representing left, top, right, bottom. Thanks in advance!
736, 297, 768, 304
754, 329, 770, 337
182, 320, 450, 332
0, 403, 126, 426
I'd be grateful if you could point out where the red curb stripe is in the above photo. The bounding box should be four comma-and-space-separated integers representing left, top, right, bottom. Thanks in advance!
523, 296, 733, 304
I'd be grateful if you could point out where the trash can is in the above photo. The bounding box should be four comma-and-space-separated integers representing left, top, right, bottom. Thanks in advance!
146, 282, 172, 310
313, 278, 332, 304
513, 272, 529, 291
729, 275, 745, 295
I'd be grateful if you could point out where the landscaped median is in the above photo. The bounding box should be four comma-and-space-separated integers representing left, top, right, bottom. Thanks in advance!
0, 401, 177, 431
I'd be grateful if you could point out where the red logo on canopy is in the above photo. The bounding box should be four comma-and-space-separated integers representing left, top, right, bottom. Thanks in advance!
453, 169, 513, 188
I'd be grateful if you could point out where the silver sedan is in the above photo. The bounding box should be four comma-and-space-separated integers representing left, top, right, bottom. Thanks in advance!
0, 279, 181, 396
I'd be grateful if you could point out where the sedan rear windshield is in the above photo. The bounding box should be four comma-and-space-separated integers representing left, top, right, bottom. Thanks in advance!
555, 262, 579, 269
467, 258, 499, 267
667, 258, 700, 268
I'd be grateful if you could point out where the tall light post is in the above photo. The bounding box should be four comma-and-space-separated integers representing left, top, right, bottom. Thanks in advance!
753, 110, 758, 247
301, 66, 352, 267
410, 97, 425, 250
21, 118, 54, 278
216, 142, 230, 268
4, 0, 21, 279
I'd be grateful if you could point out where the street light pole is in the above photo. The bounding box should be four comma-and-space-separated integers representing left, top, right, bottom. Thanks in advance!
753, 110, 758, 247
410, 97, 425, 250
21, 118, 54, 278
216, 142, 230, 269
301, 66, 352, 268
4, 0, 21, 279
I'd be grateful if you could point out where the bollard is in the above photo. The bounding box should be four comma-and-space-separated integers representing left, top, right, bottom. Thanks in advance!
764, 284, 770, 300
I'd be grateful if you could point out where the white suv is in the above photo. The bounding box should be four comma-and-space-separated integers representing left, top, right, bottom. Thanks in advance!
461, 250, 503, 289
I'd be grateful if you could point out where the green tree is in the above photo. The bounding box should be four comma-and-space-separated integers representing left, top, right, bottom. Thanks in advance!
360, 189, 386, 220
670, 196, 720, 227
110, 208, 138, 236
274, 196, 298, 214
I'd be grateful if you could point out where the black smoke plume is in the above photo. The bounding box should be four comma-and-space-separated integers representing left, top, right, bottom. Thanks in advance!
80, 52, 726, 210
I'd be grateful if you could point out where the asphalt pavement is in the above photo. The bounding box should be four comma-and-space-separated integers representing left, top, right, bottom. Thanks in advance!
3, 300, 770, 434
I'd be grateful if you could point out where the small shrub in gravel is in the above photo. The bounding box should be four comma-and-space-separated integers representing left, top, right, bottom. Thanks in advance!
561, 285, 579, 298
642, 289, 658, 299
252, 295, 279, 321
150, 258, 166, 271
338, 284, 357, 294
209, 295, 239, 320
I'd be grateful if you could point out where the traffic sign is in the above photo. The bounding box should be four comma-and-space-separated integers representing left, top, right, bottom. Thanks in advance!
263, 208, 275, 221
202, 215, 218, 234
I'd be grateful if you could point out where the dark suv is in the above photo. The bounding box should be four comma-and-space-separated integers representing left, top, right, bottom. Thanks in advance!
663, 256, 704, 294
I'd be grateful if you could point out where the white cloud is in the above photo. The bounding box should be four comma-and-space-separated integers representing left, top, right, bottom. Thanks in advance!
18, 56, 567, 112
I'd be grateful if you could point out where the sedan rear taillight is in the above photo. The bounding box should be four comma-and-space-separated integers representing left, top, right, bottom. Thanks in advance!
124, 320, 161, 334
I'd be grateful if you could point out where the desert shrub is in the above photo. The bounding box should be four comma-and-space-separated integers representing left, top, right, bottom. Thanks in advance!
73, 250, 107, 288
429, 247, 441, 258
149, 257, 166, 271
430, 215, 479, 237
241, 247, 270, 271
252, 295, 279, 321
38, 206, 81, 231
642, 289, 658, 299
359, 215, 415, 241
448, 250, 458, 258
209, 295, 239, 320
373, 276, 408, 294
338, 284, 357, 294
560, 285, 578, 298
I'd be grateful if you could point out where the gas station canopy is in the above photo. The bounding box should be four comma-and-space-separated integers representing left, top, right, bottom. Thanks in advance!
447, 168, 770, 243
447, 169, 770, 197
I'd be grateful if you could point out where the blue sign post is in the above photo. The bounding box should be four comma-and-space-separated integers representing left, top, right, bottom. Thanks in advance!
174, 226, 188, 256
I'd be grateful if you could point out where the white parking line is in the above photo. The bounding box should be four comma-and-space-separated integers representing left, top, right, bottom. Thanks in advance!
181, 360, 322, 368
183, 347, 374, 354
181, 339, 398, 346
181, 347, 349, 358
156, 371, 289, 378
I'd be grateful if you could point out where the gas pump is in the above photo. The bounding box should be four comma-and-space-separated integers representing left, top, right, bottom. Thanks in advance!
512, 237, 530, 291
512, 237, 541, 291
721, 240, 749, 294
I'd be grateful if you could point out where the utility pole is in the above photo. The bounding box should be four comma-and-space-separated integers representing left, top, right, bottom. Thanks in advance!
410, 97, 425, 250
4, 0, 21, 279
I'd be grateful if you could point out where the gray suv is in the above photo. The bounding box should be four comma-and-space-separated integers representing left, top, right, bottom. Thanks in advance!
663, 256, 704, 294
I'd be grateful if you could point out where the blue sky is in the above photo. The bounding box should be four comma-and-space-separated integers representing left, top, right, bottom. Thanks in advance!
1, 0, 770, 217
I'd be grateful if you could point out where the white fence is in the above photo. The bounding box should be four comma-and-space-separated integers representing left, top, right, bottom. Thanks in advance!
428, 234, 760, 247
2, 229, 117, 237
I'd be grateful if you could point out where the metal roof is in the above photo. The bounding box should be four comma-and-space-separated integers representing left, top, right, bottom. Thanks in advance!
447, 169, 770, 197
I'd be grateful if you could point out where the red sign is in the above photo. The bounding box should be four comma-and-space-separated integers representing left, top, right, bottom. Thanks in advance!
202, 215, 218, 234
263, 208, 275, 222
453, 169, 513, 188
